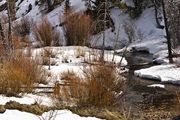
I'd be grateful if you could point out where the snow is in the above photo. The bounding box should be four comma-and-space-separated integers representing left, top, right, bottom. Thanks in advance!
0, 0, 165, 50
121, 0, 134, 7
135, 65, 180, 84
0, 110, 38, 120
0, 0, 6, 6
147, 84, 165, 88
0, 110, 101, 120
0, 94, 53, 106
30, 46, 127, 66
70, 0, 87, 12
29, 46, 127, 83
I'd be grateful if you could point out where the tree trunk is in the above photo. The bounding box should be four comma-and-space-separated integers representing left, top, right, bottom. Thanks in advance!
0, 20, 8, 56
7, 0, 13, 56
162, 0, 173, 63
151, 0, 164, 29
101, 0, 107, 62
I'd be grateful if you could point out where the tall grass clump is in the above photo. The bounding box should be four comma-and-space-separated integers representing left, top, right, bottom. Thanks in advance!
81, 65, 125, 107
58, 65, 126, 107
0, 56, 46, 96
63, 12, 92, 46
33, 18, 61, 46
58, 70, 85, 101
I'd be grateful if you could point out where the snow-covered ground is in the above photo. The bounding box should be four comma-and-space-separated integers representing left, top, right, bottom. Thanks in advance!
0, 94, 53, 106
0, 46, 125, 119
29, 46, 127, 83
147, 84, 165, 88
0, 110, 101, 120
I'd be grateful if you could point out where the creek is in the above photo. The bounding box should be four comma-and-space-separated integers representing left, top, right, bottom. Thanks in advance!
118, 50, 180, 117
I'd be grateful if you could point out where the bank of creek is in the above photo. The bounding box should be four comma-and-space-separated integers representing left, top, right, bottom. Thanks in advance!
118, 50, 180, 119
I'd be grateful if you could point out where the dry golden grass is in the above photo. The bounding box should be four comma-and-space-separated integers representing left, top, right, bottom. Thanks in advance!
33, 18, 61, 46
57, 65, 125, 107
0, 55, 46, 96
81, 64, 125, 107
4, 101, 49, 115
59, 70, 85, 101
74, 47, 85, 58
63, 12, 92, 46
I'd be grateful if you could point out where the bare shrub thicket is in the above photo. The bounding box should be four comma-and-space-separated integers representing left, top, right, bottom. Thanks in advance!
166, 1, 180, 47
0, 55, 46, 96
58, 65, 126, 107
13, 17, 32, 36
123, 21, 137, 43
81, 65, 125, 107
63, 12, 92, 46
123, 20, 145, 43
58, 70, 85, 102
0, 13, 8, 23
0, 41, 5, 56
33, 18, 62, 46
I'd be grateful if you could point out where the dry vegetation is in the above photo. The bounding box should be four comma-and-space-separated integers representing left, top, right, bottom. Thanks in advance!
80, 64, 126, 107
0, 55, 46, 96
33, 18, 61, 46
13, 17, 32, 36
63, 12, 92, 46
74, 47, 85, 58
57, 64, 126, 107
4, 101, 49, 115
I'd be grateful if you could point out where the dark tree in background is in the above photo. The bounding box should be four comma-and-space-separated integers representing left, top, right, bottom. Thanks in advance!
90, 0, 114, 33
162, 0, 173, 63
128, 0, 144, 18
65, 0, 70, 13
46, 0, 54, 12
151, 0, 164, 29
165, 0, 180, 48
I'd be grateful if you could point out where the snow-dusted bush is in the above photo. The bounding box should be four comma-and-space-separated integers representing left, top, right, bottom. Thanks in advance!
123, 20, 137, 43
74, 47, 85, 58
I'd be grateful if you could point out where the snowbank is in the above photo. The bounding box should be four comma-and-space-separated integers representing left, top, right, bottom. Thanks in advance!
147, 84, 165, 88
0, 94, 53, 106
0, 110, 101, 120
135, 65, 180, 84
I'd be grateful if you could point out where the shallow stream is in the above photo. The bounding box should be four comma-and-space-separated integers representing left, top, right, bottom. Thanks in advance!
118, 51, 180, 118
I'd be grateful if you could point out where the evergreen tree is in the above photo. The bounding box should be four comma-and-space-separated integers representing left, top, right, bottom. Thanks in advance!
91, 0, 114, 33
129, 0, 144, 18
46, 0, 54, 12
165, 0, 180, 47
65, 0, 70, 13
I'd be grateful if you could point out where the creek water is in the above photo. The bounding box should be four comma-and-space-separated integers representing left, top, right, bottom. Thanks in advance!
118, 51, 180, 117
